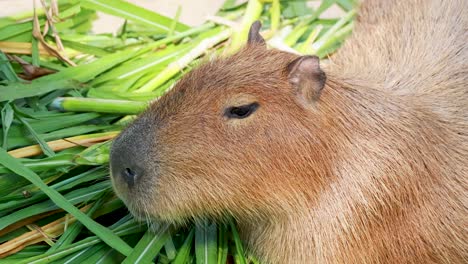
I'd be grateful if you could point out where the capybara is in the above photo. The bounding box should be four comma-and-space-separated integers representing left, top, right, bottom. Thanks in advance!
110, 0, 468, 263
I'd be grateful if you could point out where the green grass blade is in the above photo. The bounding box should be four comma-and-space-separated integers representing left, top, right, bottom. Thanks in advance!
0, 153, 76, 174
0, 52, 20, 81
0, 20, 43, 41
2, 112, 102, 150
81, 0, 189, 32
195, 219, 217, 264
1, 245, 48, 261
136, 28, 231, 93
31, 35, 40, 67
217, 224, 228, 264
59, 243, 108, 264
0, 148, 133, 256
228, 0, 263, 53
74, 140, 112, 165
15, 113, 55, 157
0, 181, 110, 230
47, 192, 108, 253
311, 8, 356, 55
0, 49, 138, 101
172, 228, 195, 264
83, 244, 125, 264
316, 22, 354, 57
17, 220, 144, 264
50, 97, 148, 114
311, 0, 336, 19
229, 219, 246, 264
1, 103, 14, 149
121, 224, 171, 264
0, 167, 108, 213
59, 39, 111, 57
336, 0, 355, 11
164, 235, 177, 261
168, 5, 182, 37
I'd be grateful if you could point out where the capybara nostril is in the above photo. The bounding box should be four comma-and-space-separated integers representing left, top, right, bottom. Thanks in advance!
109, 112, 156, 189
110, 134, 148, 188
110, 158, 141, 187
123, 167, 137, 186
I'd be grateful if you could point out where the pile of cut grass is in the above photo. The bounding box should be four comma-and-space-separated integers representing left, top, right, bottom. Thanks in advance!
0, 0, 356, 263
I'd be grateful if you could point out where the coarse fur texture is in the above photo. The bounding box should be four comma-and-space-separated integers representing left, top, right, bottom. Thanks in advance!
110, 0, 468, 263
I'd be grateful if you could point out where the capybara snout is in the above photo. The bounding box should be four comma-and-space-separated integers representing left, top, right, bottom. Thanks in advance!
110, 112, 159, 197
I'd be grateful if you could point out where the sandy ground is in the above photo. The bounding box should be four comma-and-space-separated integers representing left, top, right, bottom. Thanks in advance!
0, 0, 343, 34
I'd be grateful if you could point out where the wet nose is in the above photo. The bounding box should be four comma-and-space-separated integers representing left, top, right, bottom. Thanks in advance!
110, 113, 156, 188
120, 166, 140, 186
110, 134, 146, 187
110, 151, 144, 187
123, 167, 137, 184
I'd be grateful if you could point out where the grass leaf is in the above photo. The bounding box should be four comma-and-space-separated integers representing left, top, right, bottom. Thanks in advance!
172, 228, 195, 264
0, 148, 133, 256
1, 103, 14, 149
0, 49, 138, 101
0, 51, 20, 81
81, 0, 189, 32
121, 224, 171, 264
15, 113, 55, 157
217, 224, 228, 264
46, 192, 108, 253
229, 219, 246, 264
195, 219, 217, 264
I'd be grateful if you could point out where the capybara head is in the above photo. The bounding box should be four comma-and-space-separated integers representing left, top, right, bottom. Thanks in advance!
110, 22, 327, 223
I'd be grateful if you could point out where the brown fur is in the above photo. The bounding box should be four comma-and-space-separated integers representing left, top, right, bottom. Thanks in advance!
110, 0, 468, 263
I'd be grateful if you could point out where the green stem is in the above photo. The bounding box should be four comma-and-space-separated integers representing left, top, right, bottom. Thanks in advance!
311, 8, 357, 55
227, 0, 263, 53
0, 149, 133, 257
135, 29, 231, 93
134, 22, 216, 56
316, 22, 354, 57
51, 97, 148, 114
284, 24, 309, 46
168, 6, 182, 37
18, 221, 144, 264
0, 155, 76, 174
296, 25, 323, 54
270, 0, 280, 32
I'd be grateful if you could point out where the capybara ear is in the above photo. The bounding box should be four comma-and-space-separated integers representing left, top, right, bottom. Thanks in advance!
286, 55, 326, 103
247, 21, 266, 47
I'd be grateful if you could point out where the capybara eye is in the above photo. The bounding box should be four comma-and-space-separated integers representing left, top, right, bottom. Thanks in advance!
225, 102, 259, 119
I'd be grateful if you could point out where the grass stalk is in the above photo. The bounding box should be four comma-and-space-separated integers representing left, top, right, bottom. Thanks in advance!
0, 205, 91, 258
8, 131, 118, 158
227, 0, 263, 53
121, 224, 171, 264
16, 221, 144, 264
296, 25, 323, 54
316, 22, 354, 57
310, 8, 356, 55
270, 0, 280, 32
0, 42, 53, 56
0, 148, 133, 256
51, 97, 148, 114
135, 29, 231, 93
